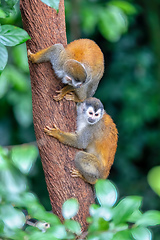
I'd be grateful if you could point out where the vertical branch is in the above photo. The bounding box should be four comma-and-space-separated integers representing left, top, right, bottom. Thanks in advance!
20, 0, 94, 230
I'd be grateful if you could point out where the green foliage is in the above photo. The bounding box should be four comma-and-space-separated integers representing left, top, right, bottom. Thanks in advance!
40, 0, 60, 10
0, 42, 8, 71
0, 0, 18, 18
62, 198, 79, 219
0, 25, 30, 71
148, 166, 160, 196
0, 0, 30, 72
66, 0, 137, 42
11, 145, 38, 174
95, 179, 117, 206
98, 5, 128, 42
1, 152, 159, 239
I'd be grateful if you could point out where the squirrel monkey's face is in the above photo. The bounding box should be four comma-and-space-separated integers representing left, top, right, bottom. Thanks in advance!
64, 75, 84, 88
86, 106, 103, 124
79, 97, 104, 125
63, 60, 87, 88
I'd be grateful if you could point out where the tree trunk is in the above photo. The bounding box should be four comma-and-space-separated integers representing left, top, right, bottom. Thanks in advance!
20, 0, 94, 231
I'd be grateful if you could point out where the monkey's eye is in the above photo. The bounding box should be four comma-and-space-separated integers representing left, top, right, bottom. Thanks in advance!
95, 113, 99, 117
89, 112, 93, 115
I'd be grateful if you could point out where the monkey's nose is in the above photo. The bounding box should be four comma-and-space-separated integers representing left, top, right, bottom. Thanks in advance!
88, 117, 95, 124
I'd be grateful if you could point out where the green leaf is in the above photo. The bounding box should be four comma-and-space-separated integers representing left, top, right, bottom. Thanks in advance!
11, 230, 29, 240
95, 179, 117, 206
0, 25, 30, 47
0, 42, 8, 71
48, 224, 67, 239
20, 192, 38, 206
11, 145, 38, 174
131, 227, 152, 240
98, 5, 128, 42
0, 147, 10, 170
0, 9, 6, 18
40, 0, 60, 10
110, 1, 137, 15
113, 196, 142, 225
136, 210, 160, 227
127, 210, 143, 223
0, 168, 27, 194
64, 219, 81, 235
88, 217, 109, 233
148, 166, 160, 196
62, 198, 79, 219
88, 232, 113, 240
112, 230, 133, 240
89, 204, 112, 221
1, 205, 25, 229
28, 231, 58, 240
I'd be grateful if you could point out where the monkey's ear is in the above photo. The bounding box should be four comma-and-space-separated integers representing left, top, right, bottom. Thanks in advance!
64, 59, 87, 85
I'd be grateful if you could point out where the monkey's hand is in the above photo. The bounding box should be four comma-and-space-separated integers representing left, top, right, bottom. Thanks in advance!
45, 125, 78, 147
44, 124, 61, 139
65, 92, 83, 103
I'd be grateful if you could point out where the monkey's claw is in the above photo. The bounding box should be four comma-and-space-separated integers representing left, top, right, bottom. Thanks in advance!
44, 126, 52, 135
70, 168, 83, 178
52, 123, 59, 130
53, 90, 64, 101
64, 93, 75, 101
44, 124, 59, 135
53, 93, 63, 101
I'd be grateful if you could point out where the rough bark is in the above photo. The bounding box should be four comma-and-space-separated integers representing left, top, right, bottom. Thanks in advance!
20, 0, 94, 230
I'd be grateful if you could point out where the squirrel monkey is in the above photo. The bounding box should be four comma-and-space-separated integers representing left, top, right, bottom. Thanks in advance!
44, 97, 118, 184
28, 39, 104, 102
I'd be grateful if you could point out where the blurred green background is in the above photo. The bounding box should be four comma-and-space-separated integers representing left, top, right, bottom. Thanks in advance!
0, 0, 160, 238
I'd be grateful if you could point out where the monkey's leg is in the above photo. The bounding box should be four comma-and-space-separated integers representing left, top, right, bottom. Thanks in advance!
73, 151, 102, 184
53, 85, 75, 101
28, 44, 64, 63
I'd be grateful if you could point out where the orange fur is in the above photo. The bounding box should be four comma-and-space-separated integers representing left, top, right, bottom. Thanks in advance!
65, 39, 104, 77
28, 39, 104, 102
95, 113, 118, 178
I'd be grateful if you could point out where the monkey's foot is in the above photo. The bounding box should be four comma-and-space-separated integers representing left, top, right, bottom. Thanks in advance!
44, 124, 59, 135
53, 90, 64, 101
70, 168, 85, 180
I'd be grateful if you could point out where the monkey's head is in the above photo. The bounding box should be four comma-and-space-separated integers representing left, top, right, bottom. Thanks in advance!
63, 59, 87, 88
78, 97, 104, 125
